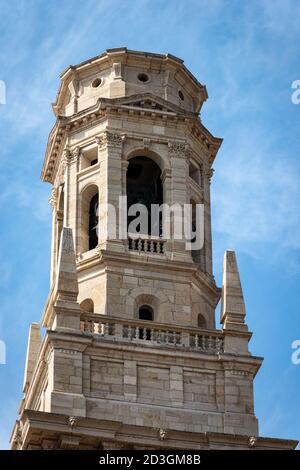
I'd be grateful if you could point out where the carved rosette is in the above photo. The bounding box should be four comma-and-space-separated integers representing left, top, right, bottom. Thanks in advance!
96, 131, 123, 150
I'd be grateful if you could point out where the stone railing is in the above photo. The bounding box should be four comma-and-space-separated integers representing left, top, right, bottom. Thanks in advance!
128, 236, 165, 255
80, 313, 223, 355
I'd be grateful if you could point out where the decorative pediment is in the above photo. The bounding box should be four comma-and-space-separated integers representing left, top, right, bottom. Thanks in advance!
100, 93, 195, 116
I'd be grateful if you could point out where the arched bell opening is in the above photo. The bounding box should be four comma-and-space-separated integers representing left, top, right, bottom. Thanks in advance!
126, 156, 163, 237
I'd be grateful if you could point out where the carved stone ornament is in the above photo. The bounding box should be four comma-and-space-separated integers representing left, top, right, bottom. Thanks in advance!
96, 132, 123, 149
60, 148, 71, 177
168, 141, 187, 156
168, 141, 191, 159
205, 167, 214, 184
71, 146, 81, 160
248, 436, 257, 448
49, 187, 58, 210
68, 416, 77, 428
158, 428, 167, 441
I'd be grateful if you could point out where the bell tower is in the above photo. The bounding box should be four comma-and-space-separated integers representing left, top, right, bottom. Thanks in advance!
11, 48, 297, 450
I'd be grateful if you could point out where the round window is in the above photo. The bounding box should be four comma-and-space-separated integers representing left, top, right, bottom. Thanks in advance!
137, 73, 149, 83
91, 77, 102, 88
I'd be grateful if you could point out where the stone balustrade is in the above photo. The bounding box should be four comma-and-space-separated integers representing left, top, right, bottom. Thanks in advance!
80, 313, 223, 355
128, 237, 165, 255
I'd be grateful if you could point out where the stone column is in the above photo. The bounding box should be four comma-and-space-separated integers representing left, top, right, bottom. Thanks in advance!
202, 166, 214, 275
66, 147, 80, 252
168, 141, 192, 262
161, 167, 172, 255
120, 159, 129, 249
96, 131, 125, 253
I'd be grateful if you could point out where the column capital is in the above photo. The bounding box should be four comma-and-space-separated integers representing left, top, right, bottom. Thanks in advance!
96, 131, 123, 150
168, 140, 188, 157
49, 187, 58, 210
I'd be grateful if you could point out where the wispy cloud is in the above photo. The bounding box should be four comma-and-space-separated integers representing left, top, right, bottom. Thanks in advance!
212, 126, 300, 265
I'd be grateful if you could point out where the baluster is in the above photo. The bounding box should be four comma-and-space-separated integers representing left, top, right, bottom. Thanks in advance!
135, 327, 139, 340
150, 240, 154, 253
104, 322, 109, 336
150, 329, 154, 341
195, 334, 199, 349
208, 336, 213, 350
127, 325, 132, 340
165, 331, 169, 344
201, 335, 205, 350
142, 327, 147, 340
137, 238, 142, 252
172, 331, 176, 345
158, 330, 162, 343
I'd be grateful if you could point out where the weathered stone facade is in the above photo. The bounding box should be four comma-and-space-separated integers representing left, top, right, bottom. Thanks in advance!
10, 48, 297, 450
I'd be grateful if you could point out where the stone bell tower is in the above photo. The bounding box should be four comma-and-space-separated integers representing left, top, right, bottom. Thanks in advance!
11, 48, 297, 450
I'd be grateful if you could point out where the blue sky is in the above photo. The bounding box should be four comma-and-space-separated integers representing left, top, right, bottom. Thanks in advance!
0, 0, 299, 449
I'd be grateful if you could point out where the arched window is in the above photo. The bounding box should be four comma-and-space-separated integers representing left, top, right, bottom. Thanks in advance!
190, 199, 201, 264
198, 314, 207, 329
138, 305, 153, 340
80, 298, 94, 313
89, 193, 99, 250
79, 184, 99, 253
127, 156, 163, 236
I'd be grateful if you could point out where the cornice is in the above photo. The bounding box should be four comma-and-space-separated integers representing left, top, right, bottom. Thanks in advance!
41, 93, 222, 184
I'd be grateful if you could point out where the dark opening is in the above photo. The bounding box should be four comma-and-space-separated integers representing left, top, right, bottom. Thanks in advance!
198, 314, 207, 329
92, 78, 102, 88
138, 305, 153, 340
89, 193, 99, 250
127, 156, 163, 236
191, 200, 201, 263
138, 73, 149, 83
91, 158, 98, 166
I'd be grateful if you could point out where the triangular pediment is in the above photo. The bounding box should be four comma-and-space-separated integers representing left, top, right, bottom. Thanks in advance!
101, 93, 194, 116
